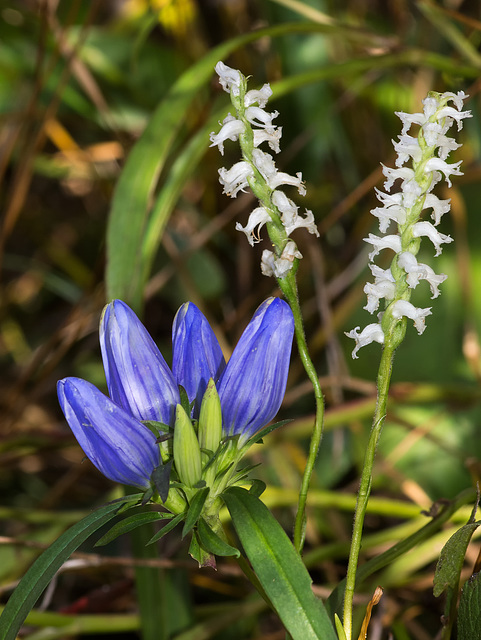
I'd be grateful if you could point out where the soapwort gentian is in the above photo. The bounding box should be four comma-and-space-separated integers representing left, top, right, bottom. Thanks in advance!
57, 298, 294, 495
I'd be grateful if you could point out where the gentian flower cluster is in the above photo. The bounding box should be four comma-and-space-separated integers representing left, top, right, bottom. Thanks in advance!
346, 91, 471, 358
58, 298, 294, 498
210, 61, 319, 278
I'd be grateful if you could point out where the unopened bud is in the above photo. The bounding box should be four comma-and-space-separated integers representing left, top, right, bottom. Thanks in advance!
198, 378, 222, 455
173, 404, 202, 488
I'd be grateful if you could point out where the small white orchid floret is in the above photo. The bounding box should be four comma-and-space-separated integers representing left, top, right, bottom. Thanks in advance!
382, 165, 415, 191
436, 105, 472, 130
390, 300, 432, 334
215, 61, 241, 96
244, 84, 272, 108
272, 171, 306, 195
397, 252, 447, 297
209, 115, 245, 155
424, 158, 463, 188
422, 193, 451, 225
235, 207, 271, 246
370, 264, 395, 282
422, 121, 444, 147
218, 161, 253, 197
271, 190, 319, 237
371, 203, 407, 233
393, 134, 423, 167
444, 90, 468, 111
375, 188, 403, 207
252, 149, 306, 195
253, 127, 282, 153
345, 323, 385, 359
364, 280, 396, 313
364, 233, 402, 260
412, 221, 453, 256
245, 106, 279, 130
434, 133, 461, 160
395, 111, 425, 136
261, 241, 302, 278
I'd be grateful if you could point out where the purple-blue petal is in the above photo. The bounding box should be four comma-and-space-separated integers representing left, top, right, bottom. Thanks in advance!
57, 377, 159, 488
100, 300, 180, 425
217, 297, 294, 440
172, 302, 226, 416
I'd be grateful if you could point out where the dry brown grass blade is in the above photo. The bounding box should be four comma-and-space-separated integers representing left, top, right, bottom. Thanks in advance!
357, 585, 383, 640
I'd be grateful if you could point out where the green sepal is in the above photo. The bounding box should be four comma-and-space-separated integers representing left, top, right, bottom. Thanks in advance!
182, 487, 210, 539
151, 459, 173, 503
229, 463, 261, 485
197, 518, 240, 558
248, 479, 267, 498
95, 511, 175, 546
178, 385, 194, 417
146, 512, 185, 545
242, 420, 292, 450
142, 420, 171, 439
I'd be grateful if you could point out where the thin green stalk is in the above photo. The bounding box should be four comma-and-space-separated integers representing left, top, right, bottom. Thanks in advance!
342, 343, 395, 640
278, 272, 325, 553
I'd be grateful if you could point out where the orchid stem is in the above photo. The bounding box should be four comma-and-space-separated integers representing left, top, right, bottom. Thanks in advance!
342, 344, 395, 640
278, 271, 325, 554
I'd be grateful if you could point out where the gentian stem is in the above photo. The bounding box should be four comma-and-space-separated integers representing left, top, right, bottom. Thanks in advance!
342, 343, 395, 640
278, 272, 325, 553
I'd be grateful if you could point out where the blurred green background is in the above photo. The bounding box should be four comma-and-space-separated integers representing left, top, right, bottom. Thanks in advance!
1, 0, 481, 637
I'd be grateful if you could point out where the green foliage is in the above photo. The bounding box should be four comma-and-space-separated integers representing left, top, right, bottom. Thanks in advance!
224, 486, 337, 639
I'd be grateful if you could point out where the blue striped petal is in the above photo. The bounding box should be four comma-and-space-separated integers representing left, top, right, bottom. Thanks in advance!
100, 300, 180, 425
218, 297, 294, 441
57, 377, 159, 488
172, 302, 226, 416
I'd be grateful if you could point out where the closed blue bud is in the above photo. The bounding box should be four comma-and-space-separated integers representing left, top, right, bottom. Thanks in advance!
172, 302, 226, 416
57, 378, 159, 489
218, 297, 294, 443
100, 300, 180, 424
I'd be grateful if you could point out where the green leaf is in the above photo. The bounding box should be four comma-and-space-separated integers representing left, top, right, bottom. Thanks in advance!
0, 500, 127, 640
223, 487, 336, 640
147, 512, 185, 545
458, 572, 481, 639
95, 511, 174, 546
182, 487, 210, 539
433, 521, 481, 597
197, 519, 240, 558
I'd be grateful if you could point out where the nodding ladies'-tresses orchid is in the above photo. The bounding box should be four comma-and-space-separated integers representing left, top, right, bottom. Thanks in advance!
57, 298, 294, 542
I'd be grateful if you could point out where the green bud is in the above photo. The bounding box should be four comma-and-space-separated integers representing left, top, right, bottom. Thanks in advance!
173, 404, 202, 488
198, 378, 222, 455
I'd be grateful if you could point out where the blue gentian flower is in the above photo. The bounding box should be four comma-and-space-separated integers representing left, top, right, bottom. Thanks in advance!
58, 298, 294, 488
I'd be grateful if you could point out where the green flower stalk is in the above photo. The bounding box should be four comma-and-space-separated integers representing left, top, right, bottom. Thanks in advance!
211, 61, 324, 552
342, 91, 471, 640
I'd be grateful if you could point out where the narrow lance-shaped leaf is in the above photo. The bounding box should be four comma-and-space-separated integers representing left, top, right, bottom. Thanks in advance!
0, 500, 129, 640
223, 487, 336, 640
